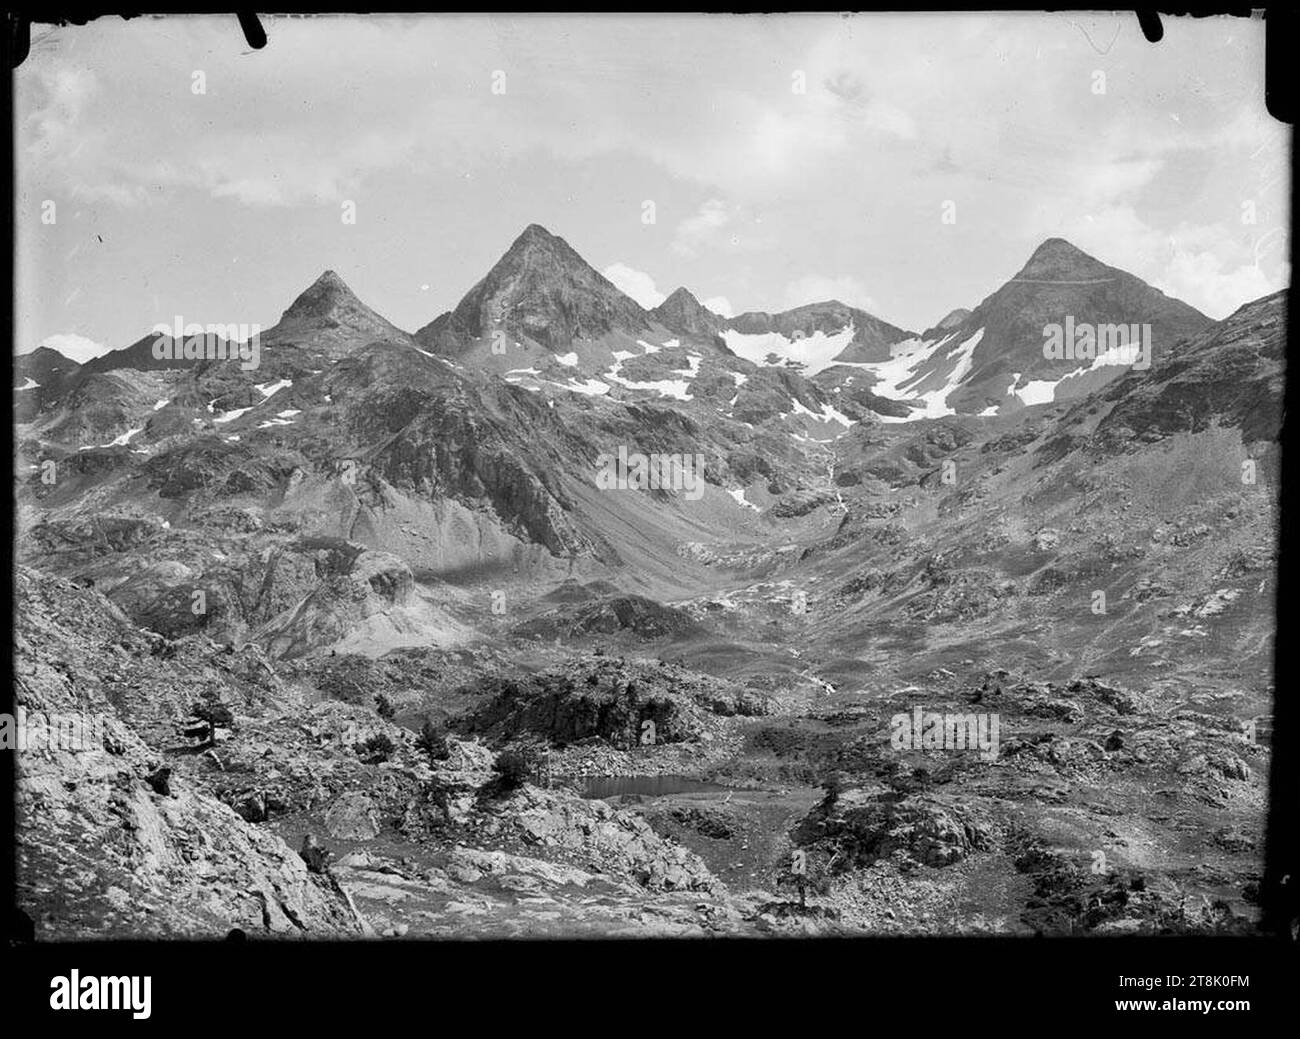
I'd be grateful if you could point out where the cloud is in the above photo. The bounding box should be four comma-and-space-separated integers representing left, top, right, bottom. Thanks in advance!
602, 259, 734, 318
672, 199, 731, 257
13, 15, 1284, 340
602, 263, 665, 309
1163, 248, 1285, 320
31, 332, 111, 363
1071, 159, 1165, 208
671, 199, 772, 257
823, 71, 916, 140
782, 275, 879, 314
1045, 205, 1289, 320
22, 64, 98, 159
860, 99, 917, 140
16, 20, 443, 209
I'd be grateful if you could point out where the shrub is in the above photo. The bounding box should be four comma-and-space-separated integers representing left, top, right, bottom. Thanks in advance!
493, 743, 544, 792
417, 718, 451, 761
356, 732, 395, 764
375, 693, 396, 720
315, 657, 378, 705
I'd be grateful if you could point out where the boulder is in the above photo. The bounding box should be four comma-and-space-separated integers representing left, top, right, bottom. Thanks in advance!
325, 792, 380, 840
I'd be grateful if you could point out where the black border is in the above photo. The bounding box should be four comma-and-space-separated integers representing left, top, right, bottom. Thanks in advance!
4, 5, 1297, 1025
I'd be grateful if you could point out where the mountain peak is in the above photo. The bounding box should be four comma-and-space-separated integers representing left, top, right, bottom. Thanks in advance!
901, 235, 1213, 414
313, 268, 348, 288
279, 269, 364, 324
1018, 238, 1108, 281
662, 286, 702, 308
1032, 236, 1081, 253
500, 223, 589, 270
651, 286, 724, 337
516, 223, 556, 242
29, 344, 76, 364
266, 269, 409, 358
416, 225, 650, 354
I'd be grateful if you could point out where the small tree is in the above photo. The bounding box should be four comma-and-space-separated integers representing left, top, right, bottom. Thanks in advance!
819, 770, 848, 813
417, 718, 451, 762
186, 701, 235, 747
777, 849, 831, 911
777, 849, 809, 909
299, 834, 330, 875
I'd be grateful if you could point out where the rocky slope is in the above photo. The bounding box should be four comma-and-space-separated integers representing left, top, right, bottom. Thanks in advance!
14, 567, 366, 938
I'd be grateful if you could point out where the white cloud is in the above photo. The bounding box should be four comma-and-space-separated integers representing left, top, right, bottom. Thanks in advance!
823, 71, 917, 140
860, 99, 917, 140
1163, 249, 1285, 320
29, 332, 110, 363
22, 64, 98, 159
13, 15, 1284, 340
601, 263, 665, 309
671, 198, 772, 258
672, 199, 731, 257
1070, 159, 1166, 209
703, 296, 734, 318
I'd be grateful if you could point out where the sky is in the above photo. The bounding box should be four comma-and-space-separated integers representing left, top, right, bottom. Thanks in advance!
15, 12, 1290, 362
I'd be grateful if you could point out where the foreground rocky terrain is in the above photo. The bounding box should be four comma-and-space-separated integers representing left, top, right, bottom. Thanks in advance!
13, 226, 1279, 938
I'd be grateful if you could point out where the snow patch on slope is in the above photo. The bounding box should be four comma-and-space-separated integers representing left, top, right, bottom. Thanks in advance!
80, 425, 145, 450
255, 379, 292, 398
728, 487, 761, 512
1009, 340, 1148, 407
603, 351, 701, 401
870, 328, 985, 422
721, 326, 856, 377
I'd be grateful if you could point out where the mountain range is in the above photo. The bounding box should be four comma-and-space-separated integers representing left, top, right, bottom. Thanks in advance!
13, 222, 1282, 940
23, 225, 1215, 422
